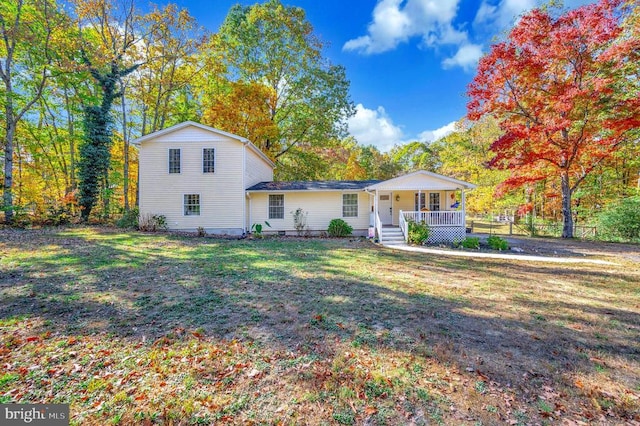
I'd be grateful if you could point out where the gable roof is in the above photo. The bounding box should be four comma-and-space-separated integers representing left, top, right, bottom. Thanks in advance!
247, 180, 382, 192
131, 121, 275, 168
365, 170, 476, 190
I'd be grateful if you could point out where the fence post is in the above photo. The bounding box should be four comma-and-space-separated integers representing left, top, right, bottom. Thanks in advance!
509, 222, 513, 235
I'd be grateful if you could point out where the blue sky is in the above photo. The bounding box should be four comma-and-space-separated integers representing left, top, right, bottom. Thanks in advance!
182, 0, 593, 151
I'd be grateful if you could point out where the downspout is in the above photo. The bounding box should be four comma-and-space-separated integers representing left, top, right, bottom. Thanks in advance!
242, 145, 247, 233
246, 192, 252, 235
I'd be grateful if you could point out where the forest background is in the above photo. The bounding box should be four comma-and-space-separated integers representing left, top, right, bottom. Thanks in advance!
1, 0, 638, 240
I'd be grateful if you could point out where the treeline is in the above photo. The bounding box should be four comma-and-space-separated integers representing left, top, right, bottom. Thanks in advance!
0, 0, 359, 224
1, 0, 638, 237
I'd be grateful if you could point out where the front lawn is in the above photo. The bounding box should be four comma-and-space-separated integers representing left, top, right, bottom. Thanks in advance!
1, 228, 638, 424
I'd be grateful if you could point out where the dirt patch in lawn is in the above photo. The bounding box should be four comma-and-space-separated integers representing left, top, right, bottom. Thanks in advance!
497, 235, 640, 262
1, 227, 639, 425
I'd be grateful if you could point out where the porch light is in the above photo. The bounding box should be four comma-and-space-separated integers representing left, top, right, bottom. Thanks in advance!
395, 195, 400, 201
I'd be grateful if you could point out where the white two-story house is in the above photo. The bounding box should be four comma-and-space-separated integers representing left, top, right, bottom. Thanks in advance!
133, 121, 476, 244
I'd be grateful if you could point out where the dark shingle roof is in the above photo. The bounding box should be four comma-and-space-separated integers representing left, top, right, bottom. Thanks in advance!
247, 180, 382, 191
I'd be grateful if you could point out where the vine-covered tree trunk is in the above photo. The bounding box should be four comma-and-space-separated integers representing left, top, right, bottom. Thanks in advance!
78, 105, 112, 220
77, 58, 139, 220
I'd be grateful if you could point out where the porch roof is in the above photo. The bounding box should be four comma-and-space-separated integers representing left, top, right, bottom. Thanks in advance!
365, 170, 476, 191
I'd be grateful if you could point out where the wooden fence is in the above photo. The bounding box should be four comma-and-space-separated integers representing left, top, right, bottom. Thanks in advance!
467, 220, 597, 239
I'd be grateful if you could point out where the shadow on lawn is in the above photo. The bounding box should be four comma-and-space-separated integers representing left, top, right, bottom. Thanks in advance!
1, 228, 639, 401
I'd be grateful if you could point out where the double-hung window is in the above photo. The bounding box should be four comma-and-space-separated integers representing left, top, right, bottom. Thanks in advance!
169, 149, 181, 174
203, 148, 215, 173
429, 193, 440, 211
342, 194, 358, 217
268, 194, 284, 219
184, 194, 200, 216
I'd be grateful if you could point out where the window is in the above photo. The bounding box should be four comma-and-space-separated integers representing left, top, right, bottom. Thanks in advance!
414, 193, 426, 211
342, 194, 358, 217
169, 149, 180, 174
268, 194, 284, 219
429, 193, 440, 211
184, 194, 200, 216
203, 148, 215, 173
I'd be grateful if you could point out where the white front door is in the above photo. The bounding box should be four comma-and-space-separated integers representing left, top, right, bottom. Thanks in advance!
379, 192, 393, 225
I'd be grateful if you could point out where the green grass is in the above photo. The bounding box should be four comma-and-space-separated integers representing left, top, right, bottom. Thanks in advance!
0, 227, 639, 424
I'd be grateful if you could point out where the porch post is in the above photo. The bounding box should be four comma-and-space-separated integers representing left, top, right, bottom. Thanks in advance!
374, 189, 378, 220
374, 189, 379, 239
461, 189, 466, 225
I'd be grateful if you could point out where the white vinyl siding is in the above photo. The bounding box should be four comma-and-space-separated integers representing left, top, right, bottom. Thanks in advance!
203, 148, 215, 173
138, 126, 247, 231
250, 191, 370, 233
169, 149, 180, 173
342, 194, 358, 217
184, 194, 200, 216
268, 194, 284, 219
244, 146, 274, 188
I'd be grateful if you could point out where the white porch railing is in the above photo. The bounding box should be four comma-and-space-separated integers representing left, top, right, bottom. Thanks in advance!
402, 211, 465, 227
375, 212, 383, 242
399, 210, 408, 242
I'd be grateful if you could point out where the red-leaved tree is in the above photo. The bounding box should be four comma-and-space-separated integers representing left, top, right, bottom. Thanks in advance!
467, 0, 639, 238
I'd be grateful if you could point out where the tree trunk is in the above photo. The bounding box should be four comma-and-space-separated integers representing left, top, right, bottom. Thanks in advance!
64, 86, 76, 193
561, 171, 574, 238
120, 82, 129, 211
3, 117, 15, 223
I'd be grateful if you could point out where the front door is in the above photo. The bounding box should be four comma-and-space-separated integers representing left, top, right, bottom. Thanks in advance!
379, 192, 393, 225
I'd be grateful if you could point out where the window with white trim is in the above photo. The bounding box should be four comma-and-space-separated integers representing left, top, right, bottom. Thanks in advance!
429, 193, 440, 211
342, 193, 358, 217
169, 149, 181, 174
203, 148, 215, 173
268, 194, 284, 219
184, 194, 200, 216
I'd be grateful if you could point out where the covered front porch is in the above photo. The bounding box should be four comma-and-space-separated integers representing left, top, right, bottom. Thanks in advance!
364, 171, 476, 244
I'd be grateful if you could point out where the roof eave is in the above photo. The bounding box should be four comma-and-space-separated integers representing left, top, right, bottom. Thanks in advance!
131, 121, 250, 145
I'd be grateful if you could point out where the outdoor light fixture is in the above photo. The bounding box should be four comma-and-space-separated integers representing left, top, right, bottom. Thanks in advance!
395, 195, 400, 201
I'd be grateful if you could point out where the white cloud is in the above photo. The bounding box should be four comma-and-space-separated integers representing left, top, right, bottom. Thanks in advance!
442, 43, 483, 71
347, 103, 405, 151
473, 0, 536, 30
343, 0, 465, 55
418, 121, 457, 142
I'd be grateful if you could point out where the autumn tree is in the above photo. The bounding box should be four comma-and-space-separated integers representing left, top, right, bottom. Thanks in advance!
430, 118, 518, 215
207, 0, 354, 177
467, 0, 639, 237
0, 0, 61, 222
133, 3, 203, 135
391, 141, 441, 173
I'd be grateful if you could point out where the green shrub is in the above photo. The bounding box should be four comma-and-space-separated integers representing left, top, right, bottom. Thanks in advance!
407, 220, 429, 245
328, 218, 353, 237
460, 236, 480, 249
487, 235, 508, 250
116, 207, 139, 229
597, 196, 640, 241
